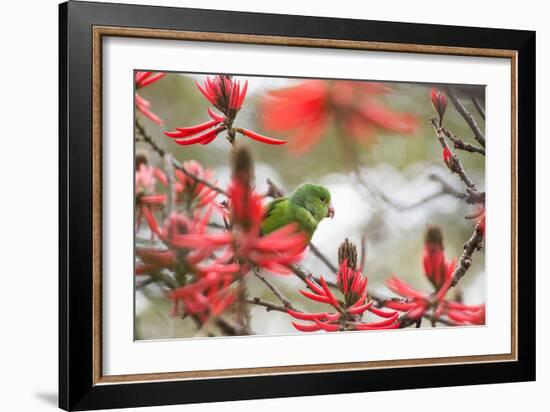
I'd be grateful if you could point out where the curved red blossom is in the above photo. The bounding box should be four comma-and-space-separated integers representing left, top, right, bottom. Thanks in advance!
260, 80, 417, 154
289, 260, 399, 332
165, 75, 285, 146
135, 160, 219, 212
384, 274, 485, 326
135, 71, 165, 125
167, 271, 236, 321
422, 226, 457, 290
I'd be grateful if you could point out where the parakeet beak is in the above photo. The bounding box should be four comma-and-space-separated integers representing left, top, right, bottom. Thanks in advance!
327, 204, 335, 219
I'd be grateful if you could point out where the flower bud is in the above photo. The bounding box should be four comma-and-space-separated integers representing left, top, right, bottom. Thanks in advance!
442, 147, 454, 171
338, 238, 358, 271
231, 145, 254, 187
431, 88, 447, 123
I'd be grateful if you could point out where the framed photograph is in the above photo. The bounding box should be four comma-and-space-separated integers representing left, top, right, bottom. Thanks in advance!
59, 1, 535, 410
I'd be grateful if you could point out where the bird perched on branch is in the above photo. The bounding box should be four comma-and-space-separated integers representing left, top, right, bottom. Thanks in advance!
261, 183, 334, 242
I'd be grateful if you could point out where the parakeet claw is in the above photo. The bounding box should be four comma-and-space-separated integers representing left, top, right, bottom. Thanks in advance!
327, 205, 335, 219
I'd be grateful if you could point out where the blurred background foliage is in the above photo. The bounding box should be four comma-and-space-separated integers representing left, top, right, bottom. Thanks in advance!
135, 73, 485, 339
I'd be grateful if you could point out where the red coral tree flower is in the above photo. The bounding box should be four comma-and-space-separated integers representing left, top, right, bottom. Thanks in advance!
136, 206, 223, 276
260, 80, 418, 154
167, 271, 237, 321
423, 225, 457, 290
135, 71, 165, 125
135, 160, 219, 212
384, 226, 485, 326
288, 239, 400, 332
165, 75, 286, 146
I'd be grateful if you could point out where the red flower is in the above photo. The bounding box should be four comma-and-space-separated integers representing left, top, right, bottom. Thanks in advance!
431, 88, 447, 123
288, 260, 400, 332
260, 80, 417, 154
165, 75, 286, 146
196, 75, 248, 118
384, 275, 485, 326
135, 160, 219, 211
135, 71, 165, 125
167, 271, 236, 320
139, 207, 223, 269
422, 226, 457, 290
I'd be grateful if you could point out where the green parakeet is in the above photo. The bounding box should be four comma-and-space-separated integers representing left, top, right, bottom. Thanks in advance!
261, 183, 335, 242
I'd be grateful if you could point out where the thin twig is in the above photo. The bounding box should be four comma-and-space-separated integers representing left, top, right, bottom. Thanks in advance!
253, 268, 297, 310
444, 129, 485, 156
444, 87, 486, 147
359, 234, 367, 273
355, 168, 463, 211
471, 95, 486, 120
428, 174, 485, 205
173, 162, 228, 196
246, 297, 289, 314
135, 120, 166, 157
309, 243, 338, 273
430, 118, 477, 190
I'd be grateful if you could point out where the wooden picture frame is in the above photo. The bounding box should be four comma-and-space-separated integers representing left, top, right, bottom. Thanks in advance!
59, 1, 535, 410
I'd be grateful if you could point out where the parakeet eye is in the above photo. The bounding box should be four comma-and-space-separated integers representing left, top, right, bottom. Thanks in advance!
319, 196, 326, 202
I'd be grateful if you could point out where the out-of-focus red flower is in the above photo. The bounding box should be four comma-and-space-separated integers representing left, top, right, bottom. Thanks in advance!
135, 71, 165, 125
431, 88, 447, 124
289, 259, 400, 332
422, 226, 457, 290
138, 207, 223, 270
135, 160, 219, 211
384, 275, 485, 326
165, 75, 286, 146
260, 80, 418, 154
135, 248, 177, 275
167, 271, 236, 320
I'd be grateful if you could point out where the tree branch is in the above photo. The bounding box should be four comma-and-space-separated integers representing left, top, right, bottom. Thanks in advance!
444, 87, 486, 147
246, 297, 289, 314
451, 222, 485, 287
471, 95, 486, 121
253, 268, 297, 310
430, 117, 477, 190
444, 128, 485, 156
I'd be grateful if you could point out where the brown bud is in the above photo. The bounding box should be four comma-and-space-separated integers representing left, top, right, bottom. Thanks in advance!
424, 225, 443, 248
231, 145, 254, 186
338, 238, 358, 270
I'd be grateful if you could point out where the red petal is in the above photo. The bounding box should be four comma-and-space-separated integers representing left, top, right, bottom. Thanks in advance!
292, 322, 322, 332
173, 127, 226, 146
346, 301, 373, 315
238, 128, 286, 145
368, 306, 398, 319
170, 119, 220, 137
299, 290, 331, 304
207, 108, 226, 122
320, 276, 340, 308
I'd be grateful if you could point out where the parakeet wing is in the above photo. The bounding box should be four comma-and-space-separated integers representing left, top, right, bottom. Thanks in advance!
261, 197, 289, 235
